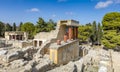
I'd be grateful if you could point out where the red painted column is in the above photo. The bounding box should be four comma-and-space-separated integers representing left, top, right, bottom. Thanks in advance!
74, 27, 77, 39
76, 27, 78, 39
68, 26, 73, 40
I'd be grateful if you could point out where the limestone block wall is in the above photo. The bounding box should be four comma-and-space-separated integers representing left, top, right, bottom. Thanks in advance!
13, 41, 33, 48
34, 30, 57, 40
34, 24, 66, 42
57, 25, 66, 41
50, 40, 79, 65
13, 41, 22, 48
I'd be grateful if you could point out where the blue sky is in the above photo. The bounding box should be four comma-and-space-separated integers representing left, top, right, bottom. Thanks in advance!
0, 0, 120, 25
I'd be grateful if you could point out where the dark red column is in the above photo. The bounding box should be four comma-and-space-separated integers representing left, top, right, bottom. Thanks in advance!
68, 26, 73, 40
76, 27, 78, 39
74, 27, 77, 39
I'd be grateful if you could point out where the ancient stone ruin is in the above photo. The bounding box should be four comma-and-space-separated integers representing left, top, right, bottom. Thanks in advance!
0, 20, 118, 72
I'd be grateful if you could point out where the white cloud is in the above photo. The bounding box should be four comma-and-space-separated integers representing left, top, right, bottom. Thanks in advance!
26, 8, 40, 12
58, 0, 67, 2
95, 0, 113, 9
52, 14, 56, 17
65, 12, 74, 15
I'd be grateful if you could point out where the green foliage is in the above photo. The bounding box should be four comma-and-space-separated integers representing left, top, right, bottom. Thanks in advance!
89, 21, 103, 45
0, 21, 5, 36
78, 24, 92, 42
21, 22, 35, 39
36, 17, 47, 32
90, 21, 97, 44
18, 22, 23, 31
5, 23, 12, 31
102, 40, 116, 49
12, 22, 16, 31
46, 19, 56, 32
102, 12, 120, 49
97, 23, 103, 44
35, 18, 56, 33
78, 22, 103, 45
102, 12, 120, 30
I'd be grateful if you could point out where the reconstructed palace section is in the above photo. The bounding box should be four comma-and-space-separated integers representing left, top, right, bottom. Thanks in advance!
5, 31, 28, 41
34, 20, 80, 64
57, 20, 79, 40
33, 20, 79, 48
50, 40, 79, 64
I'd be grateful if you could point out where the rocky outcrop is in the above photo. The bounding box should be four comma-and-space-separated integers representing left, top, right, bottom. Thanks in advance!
47, 62, 78, 72
7, 51, 24, 62
0, 50, 7, 55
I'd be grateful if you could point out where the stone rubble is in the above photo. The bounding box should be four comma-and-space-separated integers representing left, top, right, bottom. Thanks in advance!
0, 44, 120, 72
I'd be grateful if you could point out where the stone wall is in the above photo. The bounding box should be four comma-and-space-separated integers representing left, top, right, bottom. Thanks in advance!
49, 40, 79, 65
57, 25, 66, 41
13, 41, 33, 48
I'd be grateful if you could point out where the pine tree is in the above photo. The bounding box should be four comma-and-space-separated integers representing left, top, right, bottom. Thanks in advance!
36, 17, 47, 32
90, 21, 97, 45
12, 22, 16, 31
18, 22, 23, 31
97, 23, 102, 45
5, 23, 12, 31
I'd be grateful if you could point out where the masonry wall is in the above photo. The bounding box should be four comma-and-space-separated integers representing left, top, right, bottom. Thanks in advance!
50, 40, 79, 65
57, 25, 66, 41
13, 41, 33, 48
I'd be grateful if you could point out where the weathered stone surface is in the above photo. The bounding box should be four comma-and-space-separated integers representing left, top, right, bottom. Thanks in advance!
98, 66, 107, 72
10, 59, 28, 69
7, 51, 19, 62
24, 64, 32, 72
35, 60, 51, 72
0, 50, 7, 55
74, 58, 83, 72
47, 62, 77, 72
7, 51, 24, 62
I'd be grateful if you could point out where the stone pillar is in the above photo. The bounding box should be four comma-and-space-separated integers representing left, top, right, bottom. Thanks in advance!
15, 35, 16, 40
19, 35, 21, 40
74, 27, 77, 39
68, 26, 73, 40
9, 35, 11, 40
76, 27, 78, 39
12, 35, 13, 40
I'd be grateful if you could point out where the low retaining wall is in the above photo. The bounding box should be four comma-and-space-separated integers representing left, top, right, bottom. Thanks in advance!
50, 40, 79, 65
13, 41, 33, 48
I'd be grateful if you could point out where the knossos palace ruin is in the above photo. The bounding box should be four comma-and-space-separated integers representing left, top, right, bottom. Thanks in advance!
1, 20, 116, 72
1, 20, 81, 65
34, 20, 80, 64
